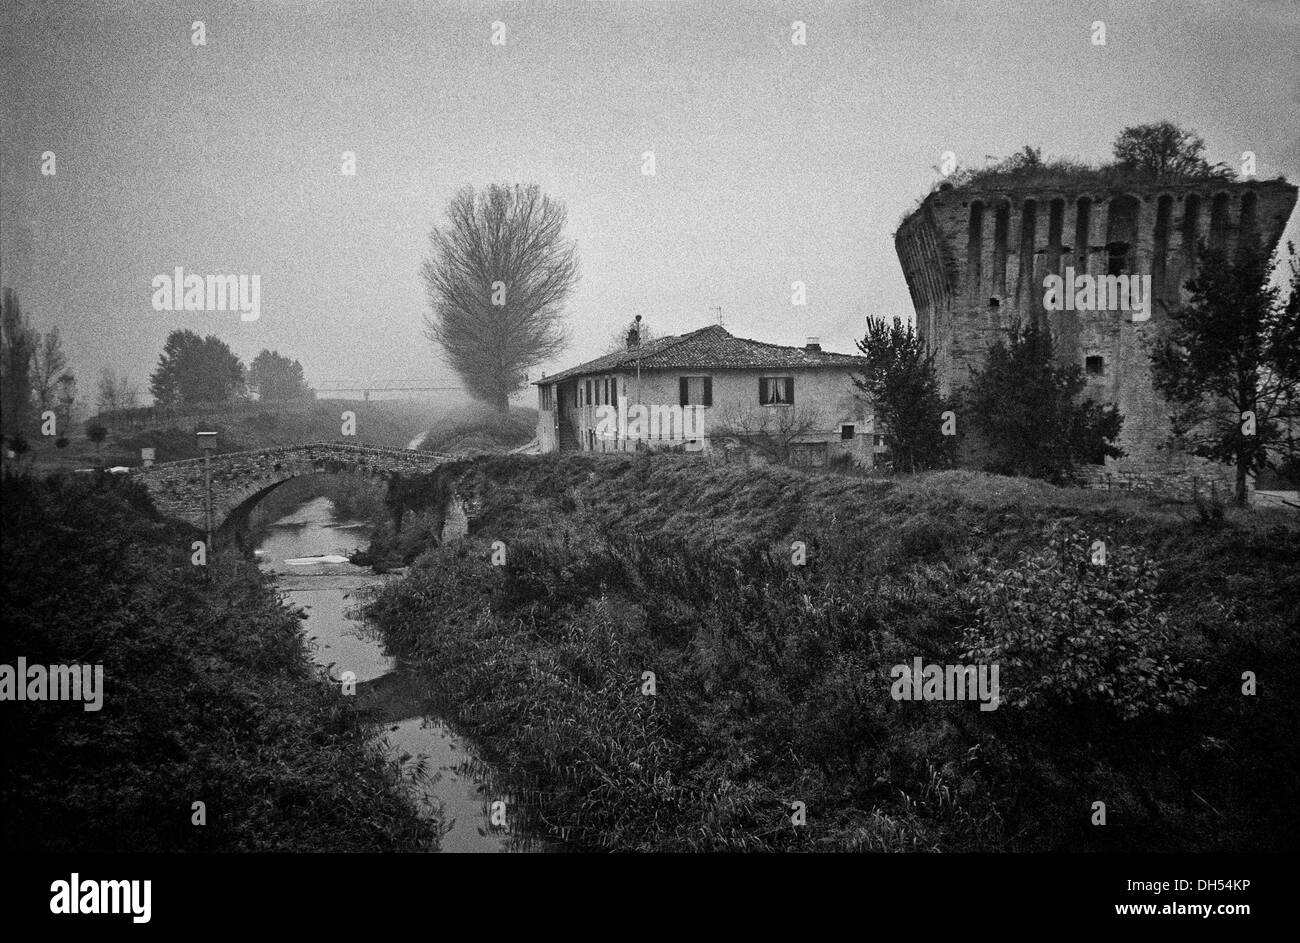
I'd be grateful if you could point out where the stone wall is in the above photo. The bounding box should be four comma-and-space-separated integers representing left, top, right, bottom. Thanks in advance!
1073, 457, 1241, 501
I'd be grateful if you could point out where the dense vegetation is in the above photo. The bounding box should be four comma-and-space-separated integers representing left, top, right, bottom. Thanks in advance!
362, 453, 1299, 852
0, 472, 439, 852
940, 122, 1236, 193
962, 321, 1125, 481
852, 317, 953, 473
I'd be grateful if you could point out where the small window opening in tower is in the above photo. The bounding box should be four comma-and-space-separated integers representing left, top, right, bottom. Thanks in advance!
1106, 243, 1129, 276
1085, 355, 1104, 376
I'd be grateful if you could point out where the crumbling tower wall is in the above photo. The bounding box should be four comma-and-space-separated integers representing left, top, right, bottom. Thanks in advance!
895, 177, 1297, 493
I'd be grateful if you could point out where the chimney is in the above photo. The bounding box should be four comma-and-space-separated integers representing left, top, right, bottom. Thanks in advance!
805, 336, 822, 352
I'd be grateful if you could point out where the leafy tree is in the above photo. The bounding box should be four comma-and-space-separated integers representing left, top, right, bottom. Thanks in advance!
248, 349, 311, 401
149, 329, 195, 406
422, 184, 578, 413
964, 321, 1123, 482
30, 326, 68, 413
85, 422, 107, 466
1, 288, 37, 435
1111, 121, 1232, 181
851, 317, 953, 472
1151, 242, 1300, 505
150, 330, 246, 407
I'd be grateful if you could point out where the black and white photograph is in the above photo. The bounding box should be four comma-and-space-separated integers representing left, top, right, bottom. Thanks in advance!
1, 0, 1296, 927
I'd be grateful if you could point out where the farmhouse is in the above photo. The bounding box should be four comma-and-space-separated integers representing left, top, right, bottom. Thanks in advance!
533, 324, 881, 467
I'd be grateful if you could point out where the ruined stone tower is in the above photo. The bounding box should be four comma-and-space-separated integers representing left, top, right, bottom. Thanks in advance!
895, 176, 1298, 490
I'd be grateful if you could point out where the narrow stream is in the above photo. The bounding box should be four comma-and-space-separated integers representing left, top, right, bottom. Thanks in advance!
255, 496, 530, 852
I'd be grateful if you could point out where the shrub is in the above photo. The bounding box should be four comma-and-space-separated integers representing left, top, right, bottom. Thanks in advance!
957, 528, 1201, 720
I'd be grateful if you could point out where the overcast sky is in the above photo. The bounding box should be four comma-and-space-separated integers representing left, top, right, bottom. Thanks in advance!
2, 0, 1297, 403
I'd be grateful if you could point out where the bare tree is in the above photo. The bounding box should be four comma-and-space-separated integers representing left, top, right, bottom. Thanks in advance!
711, 401, 827, 464
31, 326, 68, 412
422, 184, 578, 413
96, 368, 138, 414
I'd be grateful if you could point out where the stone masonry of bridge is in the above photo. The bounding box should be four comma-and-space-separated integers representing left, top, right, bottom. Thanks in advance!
132, 443, 460, 531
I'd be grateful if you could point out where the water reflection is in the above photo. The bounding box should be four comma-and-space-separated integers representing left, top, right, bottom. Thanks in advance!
256, 496, 536, 852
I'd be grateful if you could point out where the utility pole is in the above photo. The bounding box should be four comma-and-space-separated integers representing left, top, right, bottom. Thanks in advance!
633, 315, 643, 422
197, 431, 217, 580
713, 306, 723, 327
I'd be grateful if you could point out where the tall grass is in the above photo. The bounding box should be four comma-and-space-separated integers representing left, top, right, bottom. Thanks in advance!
361, 454, 1300, 852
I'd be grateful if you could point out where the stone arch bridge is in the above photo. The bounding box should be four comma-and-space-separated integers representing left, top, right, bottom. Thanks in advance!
131, 442, 462, 534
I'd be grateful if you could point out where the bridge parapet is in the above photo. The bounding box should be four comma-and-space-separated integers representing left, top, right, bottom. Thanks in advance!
139, 441, 464, 470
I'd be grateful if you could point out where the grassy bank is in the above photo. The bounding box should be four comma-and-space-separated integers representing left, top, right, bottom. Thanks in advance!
0, 472, 440, 852
361, 453, 1300, 852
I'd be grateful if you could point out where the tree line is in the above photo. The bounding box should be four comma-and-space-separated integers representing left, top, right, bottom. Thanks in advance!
1, 292, 316, 455
147, 331, 311, 408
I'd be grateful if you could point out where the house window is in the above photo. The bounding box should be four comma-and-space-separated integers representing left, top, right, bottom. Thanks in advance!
841, 424, 855, 440
679, 376, 712, 407
1086, 355, 1105, 376
873, 435, 886, 448
759, 376, 794, 406
584, 380, 592, 407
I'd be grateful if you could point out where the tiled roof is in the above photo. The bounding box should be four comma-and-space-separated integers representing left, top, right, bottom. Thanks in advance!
536, 325, 865, 384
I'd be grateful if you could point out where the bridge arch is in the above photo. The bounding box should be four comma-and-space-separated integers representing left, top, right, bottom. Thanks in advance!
132, 443, 458, 534
218, 465, 397, 542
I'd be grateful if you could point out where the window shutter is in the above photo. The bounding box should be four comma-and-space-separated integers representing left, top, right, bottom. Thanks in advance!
759, 378, 769, 404
703, 377, 712, 407
785, 378, 795, 404
679, 377, 689, 407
